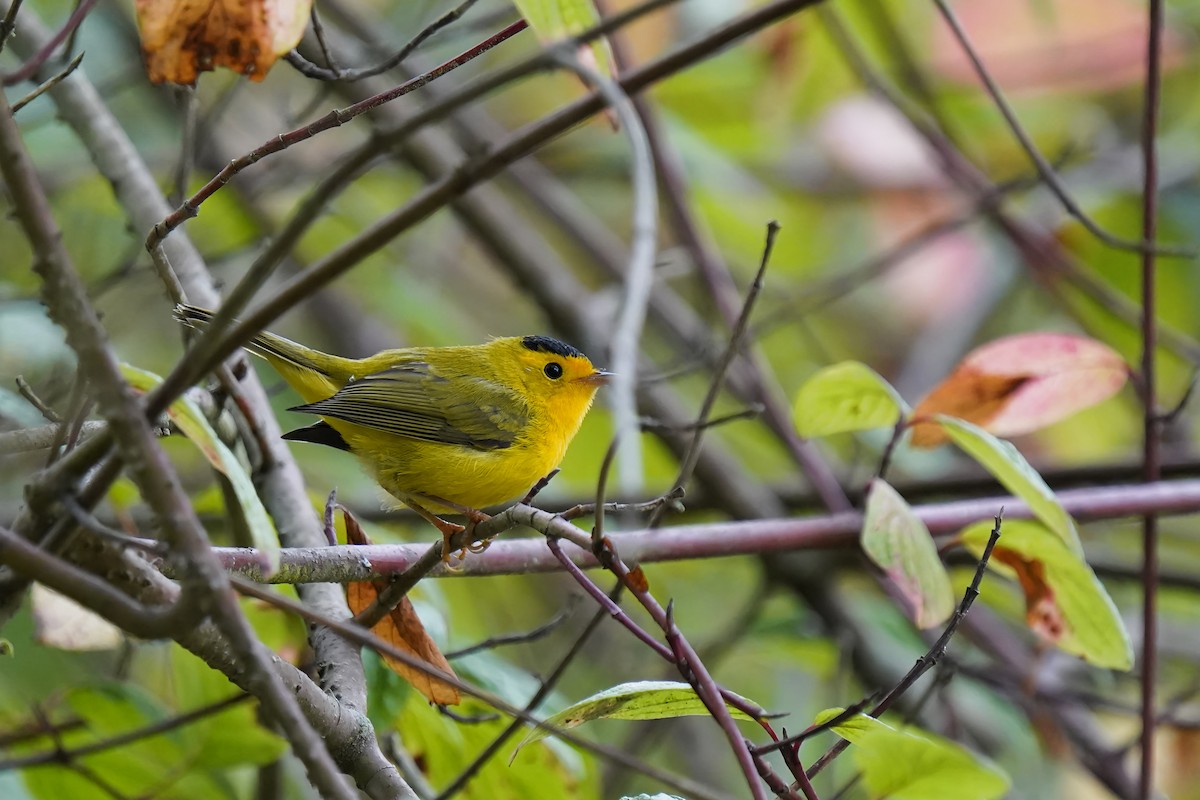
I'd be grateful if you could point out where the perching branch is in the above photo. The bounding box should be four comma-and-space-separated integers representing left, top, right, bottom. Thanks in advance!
192, 478, 1200, 584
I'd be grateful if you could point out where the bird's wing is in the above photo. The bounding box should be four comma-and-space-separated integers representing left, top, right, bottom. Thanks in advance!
290, 362, 527, 450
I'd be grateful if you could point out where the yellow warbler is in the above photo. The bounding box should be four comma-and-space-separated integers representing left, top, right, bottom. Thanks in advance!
176, 305, 607, 551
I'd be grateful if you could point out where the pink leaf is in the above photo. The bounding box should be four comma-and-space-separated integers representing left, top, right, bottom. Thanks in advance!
911, 333, 1127, 446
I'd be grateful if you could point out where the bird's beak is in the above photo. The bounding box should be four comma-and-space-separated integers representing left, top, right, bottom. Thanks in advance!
578, 370, 614, 385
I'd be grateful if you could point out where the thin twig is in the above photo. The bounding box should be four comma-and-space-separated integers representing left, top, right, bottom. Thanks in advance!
1139, 2, 1166, 798
0, 694, 248, 770
0, 0, 23, 56
287, 0, 484, 82
443, 597, 579, 660
14, 375, 60, 422
805, 512, 1003, 780
1, 0, 96, 85
648, 220, 780, 527
591, 434, 623, 548
11, 50, 84, 112
931, 0, 1193, 259
557, 486, 685, 522
750, 696, 876, 757
546, 537, 673, 658
60, 495, 166, 554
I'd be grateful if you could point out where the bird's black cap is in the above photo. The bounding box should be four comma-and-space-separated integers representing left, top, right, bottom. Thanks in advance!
521, 335, 585, 359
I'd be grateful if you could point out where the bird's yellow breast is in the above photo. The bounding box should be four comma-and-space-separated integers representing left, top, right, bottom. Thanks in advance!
334, 404, 584, 512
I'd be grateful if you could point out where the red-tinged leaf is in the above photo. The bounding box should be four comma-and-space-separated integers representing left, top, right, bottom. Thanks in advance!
990, 551, 1067, 642
343, 510, 460, 705
910, 334, 1127, 447
135, 0, 313, 85
861, 480, 954, 629
960, 519, 1131, 670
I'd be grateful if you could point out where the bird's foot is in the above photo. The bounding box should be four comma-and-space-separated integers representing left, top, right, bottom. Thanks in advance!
427, 517, 466, 565
460, 509, 493, 556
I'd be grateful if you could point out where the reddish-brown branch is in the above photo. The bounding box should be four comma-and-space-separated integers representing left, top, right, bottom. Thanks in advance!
198, 478, 1200, 583
1, 0, 97, 85
806, 514, 1002, 780
1139, 2, 1166, 797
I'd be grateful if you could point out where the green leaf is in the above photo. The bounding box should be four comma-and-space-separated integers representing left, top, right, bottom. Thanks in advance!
29, 684, 190, 795
814, 709, 1010, 800
960, 519, 1133, 670
513, 681, 762, 756
68, 683, 182, 751
793, 361, 907, 437
862, 480, 954, 629
512, 0, 612, 80
120, 363, 280, 576
166, 644, 288, 769
935, 416, 1081, 554
399, 692, 592, 800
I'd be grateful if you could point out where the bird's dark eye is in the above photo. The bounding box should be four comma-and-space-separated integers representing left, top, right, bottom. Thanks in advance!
544, 362, 564, 380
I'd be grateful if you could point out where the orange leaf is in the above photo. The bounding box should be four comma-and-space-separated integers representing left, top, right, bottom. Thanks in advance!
342, 507, 460, 705
134, 0, 313, 85
626, 565, 649, 594
346, 585, 461, 706
910, 333, 1127, 447
909, 371, 1027, 447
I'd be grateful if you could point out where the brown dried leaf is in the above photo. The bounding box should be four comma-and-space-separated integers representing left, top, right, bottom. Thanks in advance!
346, 585, 461, 706
993, 549, 1068, 644
909, 370, 1027, 447
626, 565, 649, 593
343, 505, 368, 547
134, 0, 312, 85
343, 508, 459, 705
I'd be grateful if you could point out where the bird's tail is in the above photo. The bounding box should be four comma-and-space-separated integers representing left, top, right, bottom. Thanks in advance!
173, 304, 351, 409
174, 304, 322, 369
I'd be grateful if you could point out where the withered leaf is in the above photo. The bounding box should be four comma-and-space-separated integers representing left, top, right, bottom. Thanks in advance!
992, 549, 1068, 643
343, 507, 460, 705
910, 333, 1127, 448
910, 370, 1027, 447
135, 0, 312, 85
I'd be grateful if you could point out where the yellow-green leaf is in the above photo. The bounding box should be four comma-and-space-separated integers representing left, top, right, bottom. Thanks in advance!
815, 709, 1010, 800
513, 681, 761, 757
862, 480, 954, 629
960, 519, 1132, 670
513, 0, 613, 82
935, 416, 1081, 554
120, 363, 280, 576
794, 361, 907, 437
